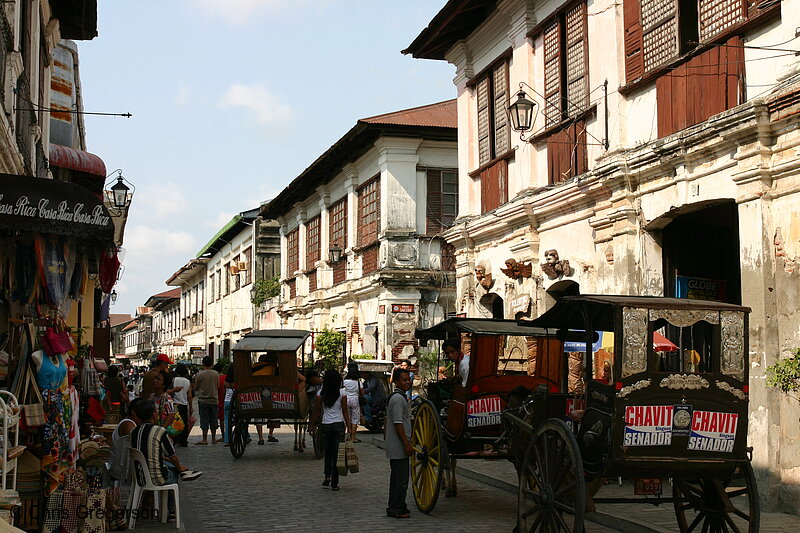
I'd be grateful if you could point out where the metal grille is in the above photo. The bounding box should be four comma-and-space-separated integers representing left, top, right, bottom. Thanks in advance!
493, 62, 509, 155
306, 215, 320, 265
358, 177, 380, 246
699, 0, 745, 41
476, 77, 491, 164
329, 198, 347, 250
643, 17, 678, 71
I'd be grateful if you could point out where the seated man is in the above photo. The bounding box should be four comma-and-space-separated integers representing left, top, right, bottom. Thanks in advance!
443, 339, 469, 387
130, 399, 203, 518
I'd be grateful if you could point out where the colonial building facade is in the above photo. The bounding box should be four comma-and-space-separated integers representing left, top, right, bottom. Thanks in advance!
262, 101, 459, 360
406, 0, 799, 512
166, 258, 208, 362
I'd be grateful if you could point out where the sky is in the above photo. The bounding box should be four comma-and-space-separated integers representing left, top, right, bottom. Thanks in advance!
77, 0, 455, 314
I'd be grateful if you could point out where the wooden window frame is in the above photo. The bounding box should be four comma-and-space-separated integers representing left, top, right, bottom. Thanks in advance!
426, 168, 459, 235
306, 216, 321, 268
472, 56, 511, 169
621, 0, 781, 93
286, 228, 299, 276
242, 247, 252, 286
357, 177, 380, 248
233, 256, 241, 292
224, 263, 231, 295
329, 198, 348, 252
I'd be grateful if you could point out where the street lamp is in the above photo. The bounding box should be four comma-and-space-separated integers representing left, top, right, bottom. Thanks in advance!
509, 90, 536, 133
329, 243, 343, 263
110, 177, 130, 208
104, 169, 135, 214
110, 290, 118, 304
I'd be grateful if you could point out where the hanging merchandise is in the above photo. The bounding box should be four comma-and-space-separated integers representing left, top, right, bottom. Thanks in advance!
41, 388, 74, 495
32, 350, 67, 391
98, 247, 120, 294
35, 237, 69, 308
12, 242, 38, 304
86, 396, 105, 425
19, 367, 45, 430
41, 321, 74, 357
67, 256, 85, 301
81, 355, 102, 396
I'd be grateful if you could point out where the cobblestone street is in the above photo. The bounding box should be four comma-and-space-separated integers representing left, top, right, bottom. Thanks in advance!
126, 424, 800, 533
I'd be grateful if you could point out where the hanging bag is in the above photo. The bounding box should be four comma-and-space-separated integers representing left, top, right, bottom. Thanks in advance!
41, 319, 73, 355
81, 353, 102, 396
345, 435, 359, 473
20, 367, 45, 429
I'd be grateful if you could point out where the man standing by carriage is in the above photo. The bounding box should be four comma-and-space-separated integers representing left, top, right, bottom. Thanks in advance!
385, 366, 413, 518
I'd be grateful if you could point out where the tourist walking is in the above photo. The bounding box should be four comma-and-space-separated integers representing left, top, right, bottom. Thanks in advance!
173, 364, 192, 447
342, 362, 363, 441
386, 366, 412, 518
312, 369, 352, 491
193, 356, 220, 444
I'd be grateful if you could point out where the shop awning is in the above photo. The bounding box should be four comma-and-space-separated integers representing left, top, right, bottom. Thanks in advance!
0, 173, 114, 241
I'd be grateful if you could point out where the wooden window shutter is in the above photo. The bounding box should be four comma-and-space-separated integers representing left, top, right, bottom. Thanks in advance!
426, 169, 443, 235
624, 0, 645, 84
476, 77, 491, 165
698, 0, 746, 42
306, 216, 320, 265
543, 20, 562, 127
565, 4, 588, 117
492, 62, 510, 156
641, 0, 678, 72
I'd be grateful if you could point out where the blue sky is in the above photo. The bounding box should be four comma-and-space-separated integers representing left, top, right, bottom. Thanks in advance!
78, 0, 454, 314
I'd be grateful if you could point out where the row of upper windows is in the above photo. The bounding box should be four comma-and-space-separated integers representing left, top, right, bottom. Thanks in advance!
284, 169, 457, 276
209, 247, 252, 301
471, 0, 778, 190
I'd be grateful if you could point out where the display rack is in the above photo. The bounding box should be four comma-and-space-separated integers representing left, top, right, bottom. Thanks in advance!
0, 391, 23, 491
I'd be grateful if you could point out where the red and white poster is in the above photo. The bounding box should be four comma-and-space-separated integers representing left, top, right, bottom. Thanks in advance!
467, 396, 502, 427
687, 411, 738, 452
272, 392, 295, 410
239, 391, 262, 411
623, 405, 674, 446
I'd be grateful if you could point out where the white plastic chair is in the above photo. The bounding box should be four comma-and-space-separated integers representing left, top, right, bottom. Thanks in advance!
126, 448, 180, 529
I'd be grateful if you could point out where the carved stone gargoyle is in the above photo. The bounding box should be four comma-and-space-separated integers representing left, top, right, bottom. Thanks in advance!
541, 249, 571, 279
474, 264, 494, 290
500, 258, 533, 280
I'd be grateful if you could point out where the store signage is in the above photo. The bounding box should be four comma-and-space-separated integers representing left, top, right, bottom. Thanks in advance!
510, 295, 530, 314
391, 304, 414, 313
623, 405, 674, 446
0, 173, 114, 240
467, 396, 502, 427
676, 275, 727, 301
238, 391, 262, 410
687, 410, 738, 452
271, 392, 295, 410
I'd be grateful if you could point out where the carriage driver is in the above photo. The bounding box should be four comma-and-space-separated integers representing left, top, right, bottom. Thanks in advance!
442, 339, 469, 387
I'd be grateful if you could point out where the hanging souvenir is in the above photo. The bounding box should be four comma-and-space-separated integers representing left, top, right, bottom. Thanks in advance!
12, 241, 38, 304
98, 247, 120, 294
35, 237, 69, 308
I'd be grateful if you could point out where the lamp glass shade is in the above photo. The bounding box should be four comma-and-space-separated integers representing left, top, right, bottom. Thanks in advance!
329, 243, 343, 263
509, 90, 535, 132
110, 177, 130, 208
110, 290, 118, 303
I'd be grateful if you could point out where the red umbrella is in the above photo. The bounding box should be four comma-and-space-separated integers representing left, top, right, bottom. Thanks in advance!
653, 331, 678, 352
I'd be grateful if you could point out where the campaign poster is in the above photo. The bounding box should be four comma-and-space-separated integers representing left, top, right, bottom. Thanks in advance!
239, 391, 263, 411
467, 396, 502, 427
687, 410, 738, 452
623, 405, 674, 446
271, 392, 295, 410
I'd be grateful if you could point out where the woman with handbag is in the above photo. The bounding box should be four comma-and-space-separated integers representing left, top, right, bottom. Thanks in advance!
311, 369, 352, 491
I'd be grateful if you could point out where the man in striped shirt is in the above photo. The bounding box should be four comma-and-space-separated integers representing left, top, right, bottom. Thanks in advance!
130, 400, 202, 517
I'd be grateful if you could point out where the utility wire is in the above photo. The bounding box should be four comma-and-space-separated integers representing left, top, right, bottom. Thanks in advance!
13, 88, 132, 118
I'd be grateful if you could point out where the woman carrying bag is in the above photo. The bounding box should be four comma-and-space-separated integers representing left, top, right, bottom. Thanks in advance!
311, 369, 353, 491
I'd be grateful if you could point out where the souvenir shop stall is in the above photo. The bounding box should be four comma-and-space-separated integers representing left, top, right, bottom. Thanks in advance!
0, 174, 124, 531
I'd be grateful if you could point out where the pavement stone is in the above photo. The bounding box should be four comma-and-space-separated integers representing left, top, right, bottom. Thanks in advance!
123, 424, 800, 532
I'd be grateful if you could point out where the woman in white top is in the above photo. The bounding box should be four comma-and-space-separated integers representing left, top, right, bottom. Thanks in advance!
342, 362, 364, 442
312, 369, 351, 491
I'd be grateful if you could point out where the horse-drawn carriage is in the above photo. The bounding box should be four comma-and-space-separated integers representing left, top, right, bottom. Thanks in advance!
412, 295, 757, 533
227, 329, 312, 458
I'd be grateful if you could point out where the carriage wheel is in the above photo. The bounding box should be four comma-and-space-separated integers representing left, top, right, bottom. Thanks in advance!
228, 406, 247, 459
673, 462, 760, 533
312, 423, 325, 459
410, 400, 444, 514
517, 419, 585, 533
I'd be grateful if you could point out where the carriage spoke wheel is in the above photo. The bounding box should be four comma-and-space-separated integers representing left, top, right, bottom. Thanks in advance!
673, 462, 760, 533
410, 400, 444, 514
228, 404, 246, 459
517, 419, 585, 533
312, 423, 324, 459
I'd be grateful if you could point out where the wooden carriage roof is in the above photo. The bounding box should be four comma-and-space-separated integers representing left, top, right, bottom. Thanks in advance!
232, 329, 311, 352
519, 295, 751, 331
416, 318, 552, 344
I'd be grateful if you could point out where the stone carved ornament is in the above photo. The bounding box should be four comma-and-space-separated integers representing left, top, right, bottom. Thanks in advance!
716, 380, 747, 400
541, 249, 571, 279
617, 379, 652, 398
500, 258, 533, 280
474, 265, 494, 291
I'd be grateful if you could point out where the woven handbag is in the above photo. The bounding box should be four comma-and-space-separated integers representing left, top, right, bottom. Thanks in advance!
345, 437, 359, 473
336, 443, 349, 476
20, 368, 45, 429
